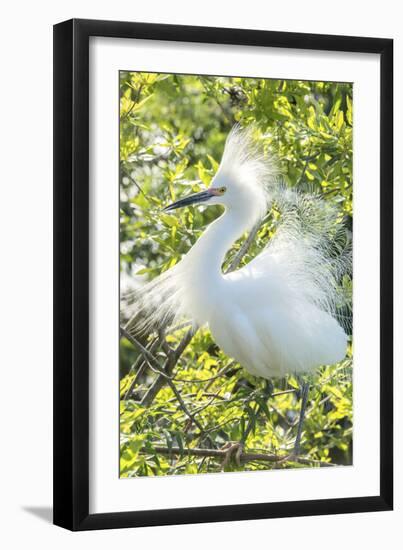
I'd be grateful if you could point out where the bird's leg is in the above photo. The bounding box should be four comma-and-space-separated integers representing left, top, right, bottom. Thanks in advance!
293, 380, 310, 457
264, 379, 274, 398
220, 441, 244, 470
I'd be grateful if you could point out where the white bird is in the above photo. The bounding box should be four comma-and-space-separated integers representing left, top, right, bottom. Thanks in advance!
127, 126, 350, 382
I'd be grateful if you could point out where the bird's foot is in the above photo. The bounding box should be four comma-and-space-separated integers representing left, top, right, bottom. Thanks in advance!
278, 452, 299, 464
220, 441, 244, 470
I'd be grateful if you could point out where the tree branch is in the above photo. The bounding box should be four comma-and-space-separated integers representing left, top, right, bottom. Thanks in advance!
124, 337, 160, 400
121, 328, 159, 365
140, 328, 195, 407
225, 221, 260, 273
141, 445, 335, 468
164, 377, 206, 434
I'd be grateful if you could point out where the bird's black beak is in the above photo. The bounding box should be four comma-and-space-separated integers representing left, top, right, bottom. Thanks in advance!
163, 190, 213, 212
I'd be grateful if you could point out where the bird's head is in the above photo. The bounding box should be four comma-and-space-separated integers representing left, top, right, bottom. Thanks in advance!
163, 125, 278, 223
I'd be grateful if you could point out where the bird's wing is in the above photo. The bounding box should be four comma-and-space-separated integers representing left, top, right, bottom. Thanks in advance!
227, 189, 352, 331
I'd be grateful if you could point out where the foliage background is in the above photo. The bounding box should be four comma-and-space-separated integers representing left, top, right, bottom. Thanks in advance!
119, 72, 353, 477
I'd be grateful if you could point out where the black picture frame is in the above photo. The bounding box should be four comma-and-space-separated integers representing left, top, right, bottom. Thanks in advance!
53, 18, 393, 531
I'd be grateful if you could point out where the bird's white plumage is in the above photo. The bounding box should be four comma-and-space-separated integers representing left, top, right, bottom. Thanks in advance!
125, 126, 351, 378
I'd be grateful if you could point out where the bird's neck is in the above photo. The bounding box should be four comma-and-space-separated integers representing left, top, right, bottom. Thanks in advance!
186, 208, 255, 282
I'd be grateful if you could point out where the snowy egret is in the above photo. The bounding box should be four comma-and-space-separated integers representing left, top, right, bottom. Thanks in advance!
127, 125, 351, 456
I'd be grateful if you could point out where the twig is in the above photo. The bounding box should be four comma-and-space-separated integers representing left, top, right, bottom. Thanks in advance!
192, 390, 223, 415
225, 221, 260, 273
272, 389, 297, 398
121, 328, 232, 386
164, 377, 206, 433
199, 417, 242, 442
120, 327, 167, 373
124, 337, 160, 400
121, 327, 208, 435
177, 363, 235, 385
121, 167, 150, 202
122, 83, 143, 120
140, 328, 195, 407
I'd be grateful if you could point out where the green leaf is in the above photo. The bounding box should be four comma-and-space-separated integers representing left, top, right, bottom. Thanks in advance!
346, 95, 353, 125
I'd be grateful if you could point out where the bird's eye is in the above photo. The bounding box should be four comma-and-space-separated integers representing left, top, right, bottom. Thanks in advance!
218, 186, 227, 195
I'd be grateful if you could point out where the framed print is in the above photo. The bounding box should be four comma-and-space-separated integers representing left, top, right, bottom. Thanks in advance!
53, 19, 393, 530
